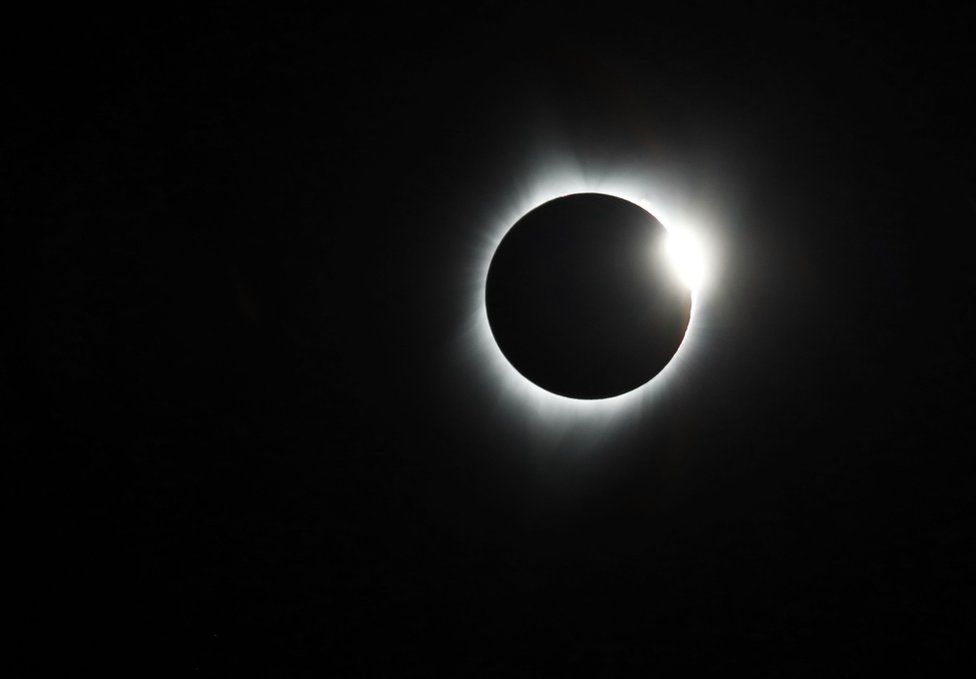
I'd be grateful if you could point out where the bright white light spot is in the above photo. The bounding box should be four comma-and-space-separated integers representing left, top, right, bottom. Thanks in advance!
663, 229, 706, 292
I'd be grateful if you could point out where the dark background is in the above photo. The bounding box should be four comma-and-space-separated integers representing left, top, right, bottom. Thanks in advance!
5, 4, 974, 674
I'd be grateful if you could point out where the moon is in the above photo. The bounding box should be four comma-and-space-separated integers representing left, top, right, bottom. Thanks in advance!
485, 193, 692, 400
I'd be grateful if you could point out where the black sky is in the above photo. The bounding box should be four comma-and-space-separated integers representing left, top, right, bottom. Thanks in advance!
6, 4, 975, 675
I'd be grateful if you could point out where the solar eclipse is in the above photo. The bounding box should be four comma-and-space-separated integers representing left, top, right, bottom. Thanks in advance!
485, 193, 691, 400
463, 162, 716, 432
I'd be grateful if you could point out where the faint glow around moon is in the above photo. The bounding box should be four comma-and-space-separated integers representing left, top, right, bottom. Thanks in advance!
460, 155, 721, 437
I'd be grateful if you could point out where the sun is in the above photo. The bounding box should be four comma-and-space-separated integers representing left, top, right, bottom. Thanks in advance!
457, 156, 720, 440
662, 228, 706, 293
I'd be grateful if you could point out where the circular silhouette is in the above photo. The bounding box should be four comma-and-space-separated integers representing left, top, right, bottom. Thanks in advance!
485, 193, 691, 399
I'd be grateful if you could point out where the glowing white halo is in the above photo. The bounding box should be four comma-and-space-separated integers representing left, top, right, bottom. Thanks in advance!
460, 159, 718, 437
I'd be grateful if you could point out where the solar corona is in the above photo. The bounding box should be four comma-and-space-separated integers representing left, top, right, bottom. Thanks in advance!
463, 162, 716, 432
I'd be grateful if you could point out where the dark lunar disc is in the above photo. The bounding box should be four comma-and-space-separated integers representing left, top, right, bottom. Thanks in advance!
485, 193, 692, 399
